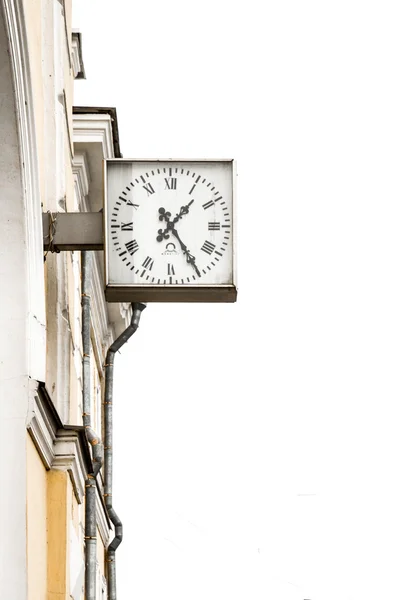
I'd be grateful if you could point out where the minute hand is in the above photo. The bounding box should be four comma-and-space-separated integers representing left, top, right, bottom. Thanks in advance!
171, 228, 201, 277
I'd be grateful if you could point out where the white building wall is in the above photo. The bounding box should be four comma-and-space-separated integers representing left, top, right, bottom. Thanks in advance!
42, 0, 74, 423
0, 1, 45, 596
0, 2, 128, 597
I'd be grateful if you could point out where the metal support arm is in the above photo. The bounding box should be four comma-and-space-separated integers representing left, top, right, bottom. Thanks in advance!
42, 212, 104, 251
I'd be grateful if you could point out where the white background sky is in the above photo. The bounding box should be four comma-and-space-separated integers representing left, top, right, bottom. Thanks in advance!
73, 2, 400, 598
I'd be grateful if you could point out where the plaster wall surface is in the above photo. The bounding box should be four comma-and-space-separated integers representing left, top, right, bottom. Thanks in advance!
0, 4, 30, 597
0, 0, 56, 593
21, 0, 45, 203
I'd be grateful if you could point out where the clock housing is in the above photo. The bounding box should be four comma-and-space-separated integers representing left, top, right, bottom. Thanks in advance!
104, 159, 237, 302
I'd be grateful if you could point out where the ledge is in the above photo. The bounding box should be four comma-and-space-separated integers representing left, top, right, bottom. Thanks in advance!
27, 382, 111, 542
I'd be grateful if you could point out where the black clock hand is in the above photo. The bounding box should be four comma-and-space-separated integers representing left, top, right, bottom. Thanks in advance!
158, 207, 171, 223
156, 217, 174, 243
157, 201, 196, 241
156, 207, 173, 242
170, 228, 201, 277
156, 206, 201, 277
173, 199, 194, 223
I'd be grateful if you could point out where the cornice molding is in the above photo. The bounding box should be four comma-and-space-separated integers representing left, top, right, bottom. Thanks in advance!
71, 31, 85, 79
27, 386, 111, 541
73, 113, 115, 158
27, 390, 88, 503
72, 151, 90, 207
27, 385, 57, 470
73, 106, 121, 158
52, 429, 87, 503
27, 386, 111, 538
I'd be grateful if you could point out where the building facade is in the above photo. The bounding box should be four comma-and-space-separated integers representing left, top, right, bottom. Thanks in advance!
0, 1, 131, 598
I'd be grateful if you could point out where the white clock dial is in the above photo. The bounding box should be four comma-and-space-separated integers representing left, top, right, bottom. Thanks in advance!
106, 160, 234, 287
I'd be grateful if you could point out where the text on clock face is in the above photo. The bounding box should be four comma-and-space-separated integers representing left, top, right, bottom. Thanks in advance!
108, 165, 232, 285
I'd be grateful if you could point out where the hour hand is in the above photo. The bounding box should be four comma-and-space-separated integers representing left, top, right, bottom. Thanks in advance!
156, 207, 173, 241
158, 207, 171, 222
173, 199, 194, 223
156, 227, 170, 242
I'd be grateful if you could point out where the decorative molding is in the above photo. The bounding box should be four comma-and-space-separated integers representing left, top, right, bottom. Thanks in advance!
91, 252, 114, 376
96, 487, 111, 546
27, 384, 57, 470
52, 429, 88, 503
72, 152, 90, 205
72, 150, 114, 371
2, 0, 46, 382
72, 118, 131, 355
73, 106, 121, 159
27, 385, 112, 539
57, 0, 72, 71
71, 31, 85, 79
27, 390, 86, 502
60, 89, 74, 159
108, 301, 133, 338
73, 113, 115, 158
45, 248, 71, 424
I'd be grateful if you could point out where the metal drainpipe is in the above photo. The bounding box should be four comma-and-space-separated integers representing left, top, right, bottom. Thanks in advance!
104, 302, 146, 600
82, 251, 104, 600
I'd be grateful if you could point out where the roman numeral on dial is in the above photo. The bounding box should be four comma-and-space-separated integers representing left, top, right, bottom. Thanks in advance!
121, 222, 133, 231
208, 222, 220, 231
165, 178, 177, 190
201, 240, 216, 255
168, 263, 175, 275
126, 200, 139, 209
142, 183, 155, 196
142, 256, 154, 270
202, 200, 214, 210
125, 239, 139, 255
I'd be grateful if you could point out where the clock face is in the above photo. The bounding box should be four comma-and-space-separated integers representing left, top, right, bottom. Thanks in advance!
105, 160, 234, 291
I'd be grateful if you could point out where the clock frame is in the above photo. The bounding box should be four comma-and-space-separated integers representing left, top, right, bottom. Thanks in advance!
104, 159, 237, 303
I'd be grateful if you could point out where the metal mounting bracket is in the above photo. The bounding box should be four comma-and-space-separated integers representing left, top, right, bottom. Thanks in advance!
42, 212, 104, 251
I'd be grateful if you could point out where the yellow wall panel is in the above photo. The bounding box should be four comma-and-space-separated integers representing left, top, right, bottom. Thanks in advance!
47, 470, 68, 598
27, 435, 47, 600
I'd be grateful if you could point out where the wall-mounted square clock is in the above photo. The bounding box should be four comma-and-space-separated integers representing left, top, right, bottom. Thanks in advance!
104, 159, 237, 302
